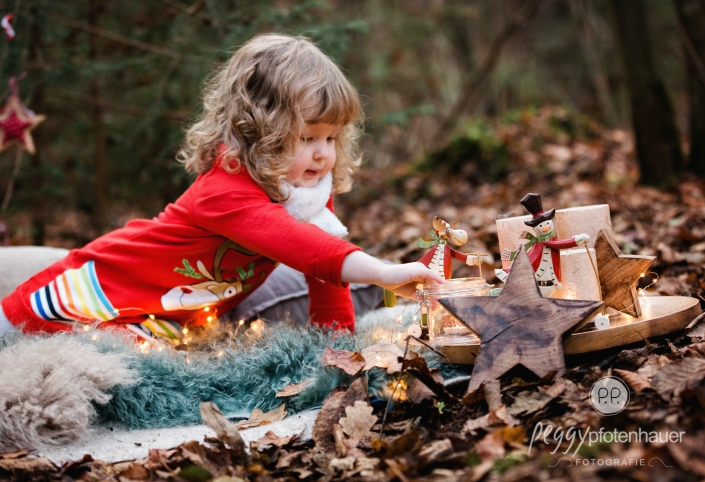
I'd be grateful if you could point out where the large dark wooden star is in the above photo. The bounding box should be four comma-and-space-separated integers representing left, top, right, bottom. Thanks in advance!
440, 246, 603, 395
594, 229, 655, 318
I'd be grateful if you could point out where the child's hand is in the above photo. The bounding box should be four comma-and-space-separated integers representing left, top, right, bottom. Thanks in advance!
378, 262, 444, 299
341, 252, 444, 299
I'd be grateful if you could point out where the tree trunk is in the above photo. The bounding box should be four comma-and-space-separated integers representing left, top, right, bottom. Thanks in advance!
28, 4, 45, 245
609, 0, 683, 187
89, 0, 107, 235
673, 0, 705, 177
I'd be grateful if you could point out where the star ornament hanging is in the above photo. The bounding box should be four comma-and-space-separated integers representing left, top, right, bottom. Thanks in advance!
0, 93, 46, 155
439, 246, 603, 395
594, 229, 655, 318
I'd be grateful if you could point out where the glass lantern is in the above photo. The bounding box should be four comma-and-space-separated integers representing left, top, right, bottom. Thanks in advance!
417, 277, 494, 345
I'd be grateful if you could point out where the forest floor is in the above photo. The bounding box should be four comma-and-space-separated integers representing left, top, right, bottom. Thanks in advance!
1, 106, 705, 481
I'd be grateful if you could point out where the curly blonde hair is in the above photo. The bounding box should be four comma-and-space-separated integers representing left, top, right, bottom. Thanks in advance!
178, 34, 362, 201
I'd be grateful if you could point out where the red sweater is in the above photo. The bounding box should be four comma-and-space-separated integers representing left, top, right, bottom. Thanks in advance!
2, 160, 360, 333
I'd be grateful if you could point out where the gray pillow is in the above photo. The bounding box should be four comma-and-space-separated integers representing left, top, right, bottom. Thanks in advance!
0, 247, 70, 302
225, 263, 383, 325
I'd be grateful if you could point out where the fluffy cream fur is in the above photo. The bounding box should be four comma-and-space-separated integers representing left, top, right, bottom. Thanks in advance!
0, 335, 137, 451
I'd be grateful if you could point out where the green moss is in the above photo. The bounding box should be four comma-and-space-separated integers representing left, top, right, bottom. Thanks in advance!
578, 441, 612, 458
493, 452, 528, 473
416, 119, 510, 182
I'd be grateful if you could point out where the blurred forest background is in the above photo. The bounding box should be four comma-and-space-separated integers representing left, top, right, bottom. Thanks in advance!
0, 0, 704, 253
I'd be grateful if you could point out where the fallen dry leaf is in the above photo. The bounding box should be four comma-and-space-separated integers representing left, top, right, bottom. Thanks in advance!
322, 347, 366, 376
253, 429, 302, 449
339, 400, 378, 442
312, 377, 369, 454
651, 358, 705, 402
484, 380, 502, 411
418, 439, 454, 465
401, 355, 452, 400
406, 373, 440, 403
475, 432, 506, 462
375, 430, 423, 459
0, 456, 56, 473
276, 379, 312, 398
687, 320, 705, 340
276, 449, 313, 472
462, 405, 517, 435
667, 433, 705, 476
614, 369, 652, 393
119, 462, 150, 480
494, 426, 526, 444
682, 342, 705, 359
637, 354, 669, 379
361, 339, 404, 374
199, 402, 245, 452
507, 387, 559, 417
235, 404, 287, 430
0, 450, 28, 459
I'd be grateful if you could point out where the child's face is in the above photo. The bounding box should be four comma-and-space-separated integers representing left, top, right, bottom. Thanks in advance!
287, 123, 340, 188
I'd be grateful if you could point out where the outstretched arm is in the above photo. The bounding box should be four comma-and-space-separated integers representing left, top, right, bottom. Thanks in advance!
341, 251, 444, 299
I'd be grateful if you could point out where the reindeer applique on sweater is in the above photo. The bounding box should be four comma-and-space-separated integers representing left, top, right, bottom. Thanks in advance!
161, 240, 269, 311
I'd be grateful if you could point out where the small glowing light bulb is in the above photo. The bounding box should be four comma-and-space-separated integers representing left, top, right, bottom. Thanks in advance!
82, 325, 91, 332
182, 328, 189, 334
238, 319, 245, 326
640, 273, 646, 278
149, 314, 155, 320
206, 316, 213, 322
376, 355, 381, 361
204, 306, 210, 312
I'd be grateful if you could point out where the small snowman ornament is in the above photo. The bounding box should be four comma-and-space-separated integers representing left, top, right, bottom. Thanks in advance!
418, 216, 479, 280
495, 193, 590, 298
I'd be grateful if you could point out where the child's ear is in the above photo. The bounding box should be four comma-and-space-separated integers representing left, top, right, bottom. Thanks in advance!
197, 260, 215, 281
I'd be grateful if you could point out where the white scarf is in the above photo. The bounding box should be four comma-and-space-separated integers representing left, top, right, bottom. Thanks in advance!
280, 173, 348, 238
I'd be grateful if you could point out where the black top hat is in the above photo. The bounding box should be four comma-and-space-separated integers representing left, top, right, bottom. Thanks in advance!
520, 193, 555, 227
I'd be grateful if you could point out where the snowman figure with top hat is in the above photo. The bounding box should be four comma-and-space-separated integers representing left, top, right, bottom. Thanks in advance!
495, 193, 590, 297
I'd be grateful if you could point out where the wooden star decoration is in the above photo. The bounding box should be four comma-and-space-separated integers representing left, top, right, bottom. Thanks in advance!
594, 229, 655, 318
439, 246, 603, 395
0, 93, 46, 155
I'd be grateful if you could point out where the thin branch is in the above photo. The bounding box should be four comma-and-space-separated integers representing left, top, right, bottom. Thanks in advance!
46, 88, 190, 121
408, 335, 448, 359
1, 146, 24, 212
379, 336, 411, 436
51, 15, 207, 65
433, 0, 544, 145
678, 23, 705, 85
160, 0, 214, 22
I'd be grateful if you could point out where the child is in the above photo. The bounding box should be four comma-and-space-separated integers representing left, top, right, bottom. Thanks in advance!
0, 34, 442, 341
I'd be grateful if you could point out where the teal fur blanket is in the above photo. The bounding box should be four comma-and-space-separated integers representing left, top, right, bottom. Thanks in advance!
0, 311, 467, 450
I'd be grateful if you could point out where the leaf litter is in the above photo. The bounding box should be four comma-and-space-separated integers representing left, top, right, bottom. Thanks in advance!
3, 106, 705, 480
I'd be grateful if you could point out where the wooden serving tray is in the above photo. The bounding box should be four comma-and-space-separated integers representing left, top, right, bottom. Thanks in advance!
436, 296, 702, 365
